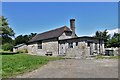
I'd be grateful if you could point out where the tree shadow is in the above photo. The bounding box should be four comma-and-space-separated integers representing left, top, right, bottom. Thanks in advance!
0, 52, 19, 55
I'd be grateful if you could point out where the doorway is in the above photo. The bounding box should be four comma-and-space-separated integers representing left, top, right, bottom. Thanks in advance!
60, 43, 66, 55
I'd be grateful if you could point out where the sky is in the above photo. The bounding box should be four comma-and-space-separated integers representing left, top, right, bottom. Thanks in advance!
2, 0, 120, 2
2, 2, 118, 37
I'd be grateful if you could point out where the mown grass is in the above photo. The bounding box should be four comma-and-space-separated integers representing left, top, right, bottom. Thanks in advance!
0, 54, 2, 78
96, 55, 120, 59
2, 53, 63, 78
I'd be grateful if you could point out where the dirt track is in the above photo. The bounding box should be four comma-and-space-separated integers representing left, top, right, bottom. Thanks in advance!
17, 59, 118, 78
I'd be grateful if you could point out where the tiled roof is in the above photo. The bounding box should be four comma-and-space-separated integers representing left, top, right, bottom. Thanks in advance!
28, 26, 71, 43
14, 43, 26, 48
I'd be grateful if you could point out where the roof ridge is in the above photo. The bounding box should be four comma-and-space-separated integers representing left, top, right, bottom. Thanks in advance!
37, 25, 69, 35
28, 25, 72, 43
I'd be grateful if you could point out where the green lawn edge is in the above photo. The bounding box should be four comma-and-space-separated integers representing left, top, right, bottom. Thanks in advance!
96, 55, 120, 59
2, 53, 63, 78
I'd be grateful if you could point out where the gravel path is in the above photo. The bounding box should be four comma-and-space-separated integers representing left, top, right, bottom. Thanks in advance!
16, 59, 118, 78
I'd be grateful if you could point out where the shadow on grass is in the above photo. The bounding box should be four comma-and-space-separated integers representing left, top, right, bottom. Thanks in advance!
0, 52, 19, 55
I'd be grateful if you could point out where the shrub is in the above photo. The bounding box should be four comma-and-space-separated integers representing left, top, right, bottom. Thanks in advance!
2, 43, 13, 51
17, 49, 28, 53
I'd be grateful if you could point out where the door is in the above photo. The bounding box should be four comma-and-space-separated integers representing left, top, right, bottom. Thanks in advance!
60, 43, 66, 55
88, 42, 93, 55
90, 43, 93, 55
31, 46, 34, 53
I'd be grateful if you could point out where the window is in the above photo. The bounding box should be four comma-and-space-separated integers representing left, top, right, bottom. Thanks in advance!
95, 43, 97, 50
38, 42, 42, 49
68, 42, 73, 48
87, 42, 90, 47
76, 42, 78, 46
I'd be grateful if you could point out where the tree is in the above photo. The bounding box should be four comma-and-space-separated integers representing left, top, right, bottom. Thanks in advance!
15, 33, 37, 45
29, 33, 37, 40
15, 35, 28, 45
2, 43, 13, 51
94, 29, 110, 48
0, 16, 15, 44
107, 33, 120, 47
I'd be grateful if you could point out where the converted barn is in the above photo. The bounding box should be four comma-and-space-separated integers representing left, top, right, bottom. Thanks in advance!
26, 19, 105, 57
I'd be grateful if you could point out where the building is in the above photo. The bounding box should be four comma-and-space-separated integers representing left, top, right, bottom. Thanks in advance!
26, 19, 105, 57
13, 43, 27, 52
105, 47, 119, 56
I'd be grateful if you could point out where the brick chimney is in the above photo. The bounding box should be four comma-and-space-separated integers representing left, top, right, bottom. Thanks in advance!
70, 19, 75, 38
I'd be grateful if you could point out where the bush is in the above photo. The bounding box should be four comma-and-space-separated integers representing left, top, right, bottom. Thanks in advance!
17, 49, 28, 53
2, 43, 13, 51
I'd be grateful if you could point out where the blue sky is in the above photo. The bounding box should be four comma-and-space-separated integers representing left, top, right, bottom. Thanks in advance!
2, 2, 118, 37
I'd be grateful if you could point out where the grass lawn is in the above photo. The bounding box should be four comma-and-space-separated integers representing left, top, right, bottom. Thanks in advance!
0, 55, 2, 78
2, 53, 62, 78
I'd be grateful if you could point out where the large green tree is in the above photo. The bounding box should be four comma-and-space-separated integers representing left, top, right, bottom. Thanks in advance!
15, 35, 28, 45
0, 16, 15, 51
94, 29, 110, 48
15, 33, 37, 45
107, 33, 120, 47
0, 16, 15, 44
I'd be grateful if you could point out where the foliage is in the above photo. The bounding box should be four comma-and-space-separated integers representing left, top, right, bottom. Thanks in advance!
15, 35, 29, 45
2, 36, 13, 44
107, 33, 120, 47
15, 33, 37, 45
0, 16, 15, 45
0, 16, 15, 37
17, 49, 28, 53
95, 29, 110, 39
2, 54, 62, 78
94, 29, 120, 48
2, 43, 13, 51
94, 29, 110, 47
0, 49, 12, 53
29, 33, 37, 40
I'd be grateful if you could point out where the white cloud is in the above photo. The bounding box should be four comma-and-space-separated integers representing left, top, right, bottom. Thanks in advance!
87, 28, 120, 37
107, 28, 120, 36
89, 33, 95, 37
